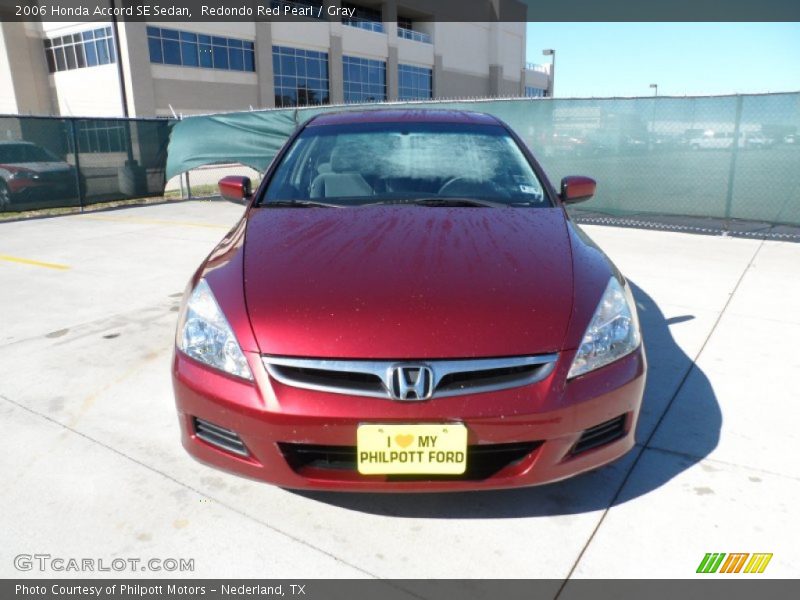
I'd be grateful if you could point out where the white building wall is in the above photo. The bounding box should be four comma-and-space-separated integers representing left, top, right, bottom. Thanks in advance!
271, 21, 331, 50
340, 27, 390, 59
397, 37, 434, 67
49, 64, 123, 117
0, 26, 19, 114
434, 22, 492, 75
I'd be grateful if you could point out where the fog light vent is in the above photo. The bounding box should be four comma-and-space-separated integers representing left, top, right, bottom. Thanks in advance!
193, 417, 248, 457
571, 415, 626, 456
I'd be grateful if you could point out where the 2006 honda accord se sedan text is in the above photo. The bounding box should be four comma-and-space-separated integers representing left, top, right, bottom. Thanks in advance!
172, 109, 646, 492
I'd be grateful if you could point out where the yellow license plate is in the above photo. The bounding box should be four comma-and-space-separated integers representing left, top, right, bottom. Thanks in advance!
357, 423, 468, 475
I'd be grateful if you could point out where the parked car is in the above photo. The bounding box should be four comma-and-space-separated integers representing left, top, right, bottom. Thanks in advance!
0, 141, 78, 209
172, 109, 646, 491
688, 130, 774, 150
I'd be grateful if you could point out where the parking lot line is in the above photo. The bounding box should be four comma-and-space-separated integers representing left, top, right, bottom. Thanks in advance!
79, 214, 229, 229
0, 254, 70, 270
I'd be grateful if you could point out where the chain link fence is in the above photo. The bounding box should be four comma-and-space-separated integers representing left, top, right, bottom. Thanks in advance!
168, 92, 800, 228
4, 94, 799, 232
0, 115, 171, 213
165, 163, 260, 200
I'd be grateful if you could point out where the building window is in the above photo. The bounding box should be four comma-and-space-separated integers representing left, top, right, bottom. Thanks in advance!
147, 27, 255, 72
398, 64, 432, 101
343, 56, 386, 103
270, 0, 325, 18
273, 46, 330, 107
525, 86, 546, 98
44, 27, 115, 73
341, 3, 385, 33
68, 121, 127, 154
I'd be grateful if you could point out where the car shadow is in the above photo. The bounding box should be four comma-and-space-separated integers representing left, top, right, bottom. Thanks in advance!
289, 281, 721, 518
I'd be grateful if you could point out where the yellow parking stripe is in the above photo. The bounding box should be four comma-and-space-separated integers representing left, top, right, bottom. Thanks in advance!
79, 215, 228, 229
0, 254, 70, 271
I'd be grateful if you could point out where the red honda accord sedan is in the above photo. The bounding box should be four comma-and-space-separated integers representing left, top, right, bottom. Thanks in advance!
172, 109, 646, 492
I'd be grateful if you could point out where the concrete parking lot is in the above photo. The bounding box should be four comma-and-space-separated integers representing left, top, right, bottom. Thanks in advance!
1, 201, 798, 580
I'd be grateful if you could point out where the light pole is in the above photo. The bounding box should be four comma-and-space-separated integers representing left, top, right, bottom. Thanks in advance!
543, 49, 555, 97
649, 83, 658, 97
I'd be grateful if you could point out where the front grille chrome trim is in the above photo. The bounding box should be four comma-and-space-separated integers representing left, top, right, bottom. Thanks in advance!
262, 354, 558, 400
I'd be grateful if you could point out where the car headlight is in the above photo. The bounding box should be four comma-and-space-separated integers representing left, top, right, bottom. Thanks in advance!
177, 279, 253, 380
567, 277, 641, 379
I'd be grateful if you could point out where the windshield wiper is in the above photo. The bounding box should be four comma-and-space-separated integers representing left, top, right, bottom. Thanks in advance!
364, 197, 507, 208
262, 200, 342, 208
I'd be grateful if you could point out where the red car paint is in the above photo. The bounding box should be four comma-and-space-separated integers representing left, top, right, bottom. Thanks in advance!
172, 109, 646, 491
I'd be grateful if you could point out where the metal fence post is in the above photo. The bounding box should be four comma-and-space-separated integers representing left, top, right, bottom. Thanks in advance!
68, 119, 85, 211
723, 94, 744, 224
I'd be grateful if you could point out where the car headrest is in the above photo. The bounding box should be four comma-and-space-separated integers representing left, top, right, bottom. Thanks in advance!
330, 144, 362, 173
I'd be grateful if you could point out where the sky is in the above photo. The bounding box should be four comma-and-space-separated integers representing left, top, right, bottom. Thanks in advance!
525, 23, 800, 98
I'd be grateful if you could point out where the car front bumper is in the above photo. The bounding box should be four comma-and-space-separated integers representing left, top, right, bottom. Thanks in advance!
172, 346, 646, 492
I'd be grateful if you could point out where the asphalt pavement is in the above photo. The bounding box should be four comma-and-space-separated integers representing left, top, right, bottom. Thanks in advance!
0, 201, 797, 580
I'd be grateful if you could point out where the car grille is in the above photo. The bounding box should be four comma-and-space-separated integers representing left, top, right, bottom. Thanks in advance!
571, 415, 627, 456
193, 417, 249, 457
278, 441, 541, 481
262, 354, 558, 401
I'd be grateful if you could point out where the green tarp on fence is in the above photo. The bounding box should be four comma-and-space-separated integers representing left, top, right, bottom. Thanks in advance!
166, 93, 800, 225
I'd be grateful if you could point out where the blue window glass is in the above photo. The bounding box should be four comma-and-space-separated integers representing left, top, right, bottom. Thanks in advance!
45, 26, 116, 73
524, 86, 545, 98
96, 39, 111, 65
213, 45, 228, 69
148, 37, 162, 63
144, 28, 254, 71
199, 44, 213, 68
54, 47, 66, 71
163, 40, 181, 65
75, 44, 86, 68
398, 64, 432, 101
280, 54, 296, 75
343, 56, 386, 103
244, 50, 255, 72
84, 40, 98, 66
181, 41, 198, 66
45, 49, 56, 72
272, 45, 329, 107
229, 48, 244, 71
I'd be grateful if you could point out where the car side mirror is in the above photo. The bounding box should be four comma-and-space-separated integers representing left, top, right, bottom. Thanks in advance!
560, 176, 596, 204
218, 176, 253, 205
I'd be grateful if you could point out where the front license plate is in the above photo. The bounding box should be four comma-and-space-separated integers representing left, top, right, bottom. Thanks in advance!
357, 423, 468, 475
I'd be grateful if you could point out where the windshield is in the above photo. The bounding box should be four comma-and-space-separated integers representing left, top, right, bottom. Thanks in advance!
0, 143, 60, 163
262, 121, 549, 207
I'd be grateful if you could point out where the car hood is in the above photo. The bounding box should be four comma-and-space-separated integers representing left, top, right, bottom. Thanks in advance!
243, 206, 574, 359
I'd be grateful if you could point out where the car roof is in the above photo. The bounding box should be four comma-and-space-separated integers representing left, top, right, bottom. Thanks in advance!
306, 108, 502, 128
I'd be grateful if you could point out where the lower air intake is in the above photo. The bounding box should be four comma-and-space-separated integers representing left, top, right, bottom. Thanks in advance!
278, 441, 540, 481
193, 417, 249, 457
571, 415, 627, 456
